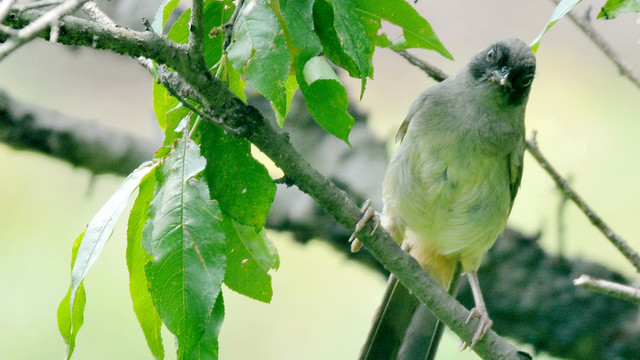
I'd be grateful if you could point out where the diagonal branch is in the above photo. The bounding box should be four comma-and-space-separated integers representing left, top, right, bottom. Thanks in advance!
526, 135, 640, 272
1, 8, 529, 358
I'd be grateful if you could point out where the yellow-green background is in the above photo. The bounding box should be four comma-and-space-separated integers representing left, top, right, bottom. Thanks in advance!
1, 1, 639, 359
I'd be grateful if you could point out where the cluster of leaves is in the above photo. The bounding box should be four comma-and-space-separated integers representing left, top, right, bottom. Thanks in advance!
56, 0, 452, 359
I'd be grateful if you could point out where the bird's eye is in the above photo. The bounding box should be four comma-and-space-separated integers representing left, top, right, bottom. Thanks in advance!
516, 75, 533, 88
486, 49, 496, 62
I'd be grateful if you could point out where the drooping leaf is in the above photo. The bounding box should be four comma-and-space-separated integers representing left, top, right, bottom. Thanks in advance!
530, 0, 583, 52
151, 0, 181, 33
278, 0, 323, 61
200, 121, 275, 230
57, 232, 87, 360
598, 0, 640, 19
187, 293, 225, 360
276, 74, 299, 126
313, 0, 371, 81
142, 133, 226, 358
126, 170, 164, 360
352, 0, 452, 59
223, 216, 279, 303
64, 161, 158, 358
227, 0, 291, 120
296, 56, 354, 143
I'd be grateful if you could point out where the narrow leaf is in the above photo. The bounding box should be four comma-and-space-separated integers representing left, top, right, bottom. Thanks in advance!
227, 0, 291, 120
598, 0, 640, 19
352, 0, 452, 59
223, 216, 279, 303
66, 161, 158, 356
530, 0, 583, 52
57, 233, 87, 360
142, 134, 226, 358
297, 56, 354, 143
200, 122, 276, 230
127, 170, 164, 360
187, 293, 225, 360
151, 0, 181, 33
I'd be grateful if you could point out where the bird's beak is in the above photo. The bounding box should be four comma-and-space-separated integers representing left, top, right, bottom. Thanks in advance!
490, 67, 510, 86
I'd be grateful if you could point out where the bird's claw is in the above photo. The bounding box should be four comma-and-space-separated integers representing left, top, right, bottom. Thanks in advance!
348, 199, 380, 252
459, 307, 493, 351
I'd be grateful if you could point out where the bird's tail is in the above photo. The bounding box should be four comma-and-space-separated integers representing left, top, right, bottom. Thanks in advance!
359, 262, 461, 360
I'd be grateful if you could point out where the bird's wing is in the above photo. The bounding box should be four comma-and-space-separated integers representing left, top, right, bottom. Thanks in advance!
508, 135, 525, 210
395, 115, 411, 144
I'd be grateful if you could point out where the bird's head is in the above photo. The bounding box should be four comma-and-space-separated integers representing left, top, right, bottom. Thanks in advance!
469, 38, 536, 106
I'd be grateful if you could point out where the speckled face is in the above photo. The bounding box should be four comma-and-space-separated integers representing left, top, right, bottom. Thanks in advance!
469, 39, 536, 106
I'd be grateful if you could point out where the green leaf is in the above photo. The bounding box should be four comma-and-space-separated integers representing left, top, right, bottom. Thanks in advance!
187, 293, 225, 360
223, 216, 279, 303
313, 0, 371, 81
278, 0, 323, 61
127, 170, 164, 360
142, 133, 226, 358
152, 0, 181, 33
598, 0, 640, 19
64, 161, 158, 358
296, 56, 354, 143
530, 0, 583, 52
223, 55, 247, 102
275, 74, 299, 126
200, 121, 275, 230
352, 0, 452, 59
227, 0, 291, 120
153, 82, 191, 132
57, 233, 87, 360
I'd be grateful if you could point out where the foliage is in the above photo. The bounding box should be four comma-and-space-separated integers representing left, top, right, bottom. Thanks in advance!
597, 0, 640, 19
53, 0, 596, 359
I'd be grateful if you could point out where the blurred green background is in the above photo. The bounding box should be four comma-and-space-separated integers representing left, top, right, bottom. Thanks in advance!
1, 1, 639, 359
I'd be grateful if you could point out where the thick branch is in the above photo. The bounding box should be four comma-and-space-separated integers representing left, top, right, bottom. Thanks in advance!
0, 91, 156, 175
526, 136, 640, 272
2, 8, 188, 71
0, 0, 89, 60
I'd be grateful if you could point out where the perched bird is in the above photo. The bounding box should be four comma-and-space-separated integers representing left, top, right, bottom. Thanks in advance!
350, 38, 536, 359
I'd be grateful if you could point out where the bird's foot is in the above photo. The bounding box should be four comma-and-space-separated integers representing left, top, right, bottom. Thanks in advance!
348, 199, 380, 252
459, 307, 493, 351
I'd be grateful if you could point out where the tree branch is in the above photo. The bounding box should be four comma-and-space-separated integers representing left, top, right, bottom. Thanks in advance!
392, 49, 448, 82
551, 0, 640, 90
574, 274, 640, 305
2, 8, 189, 72
526, 134, 640, 272
0, 0, 90, 60
0, 90, 156, 175
189, 0, 205, 55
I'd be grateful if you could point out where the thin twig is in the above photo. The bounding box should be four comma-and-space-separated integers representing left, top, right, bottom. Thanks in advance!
189, 0, 204, 55
13, 0, 62, 11
222, 0, 244, 51
550, 0, 640, 90
393, 49, 448, 82
526, 134, 640, 272
574, 274, 640, 305
0, 0, 90, 60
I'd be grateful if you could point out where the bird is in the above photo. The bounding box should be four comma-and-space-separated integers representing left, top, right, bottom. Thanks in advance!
349, 38, 536, 359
